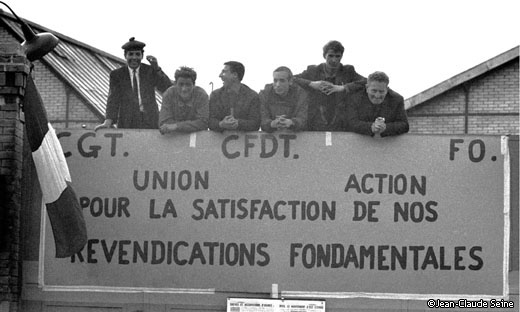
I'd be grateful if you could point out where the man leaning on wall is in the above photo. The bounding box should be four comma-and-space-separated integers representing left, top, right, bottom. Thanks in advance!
259, 66, 308, 132
159, 66, 209, 134
208, 61, 261, 132
293, 40, 365, 131
344, 71, 409, 137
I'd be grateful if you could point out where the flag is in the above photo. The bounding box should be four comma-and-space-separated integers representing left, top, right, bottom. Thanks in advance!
24, 76, 87, 258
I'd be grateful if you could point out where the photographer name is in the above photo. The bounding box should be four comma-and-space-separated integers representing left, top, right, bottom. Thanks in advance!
427, 298, 514, 309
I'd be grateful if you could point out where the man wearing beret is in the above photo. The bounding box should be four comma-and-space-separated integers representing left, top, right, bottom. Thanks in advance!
95, 37, 172, 130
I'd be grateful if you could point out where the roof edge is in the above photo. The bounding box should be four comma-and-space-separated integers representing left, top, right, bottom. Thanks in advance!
405, 46, 519, 110
0, 9, 125, 65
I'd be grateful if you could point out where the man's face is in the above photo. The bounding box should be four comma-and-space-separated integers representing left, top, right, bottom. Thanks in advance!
219, 65, 237, 87
273, 71, 291, 97
324, 50, 343, 69
175, 77, 195, 101
366, 81, 388, 105
125, 50, 143, 69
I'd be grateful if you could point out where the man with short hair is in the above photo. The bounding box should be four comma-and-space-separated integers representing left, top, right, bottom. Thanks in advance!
259, 66, 308, 132
345, 71, 409, 137
159, 66, 208, 134
294, 40, 365, 131
208, 61, 260, 132
95, 37, 172, 130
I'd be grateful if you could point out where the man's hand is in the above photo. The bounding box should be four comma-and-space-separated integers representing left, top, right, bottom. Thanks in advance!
310, 81, 344, 95
371, 117, 386, 135
277, 116, 294, 129
159, 123, 178, 135
95, 120, 113, 131
219, 115, 238, 130
146, 55, 160, 71
320, 82, 345, 95
309, 81, 330, 91
270, 115, 285, 129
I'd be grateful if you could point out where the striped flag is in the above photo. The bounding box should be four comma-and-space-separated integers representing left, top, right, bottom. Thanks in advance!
24, 76, 87, 258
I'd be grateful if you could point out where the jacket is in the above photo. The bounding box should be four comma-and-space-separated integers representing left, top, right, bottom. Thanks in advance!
294, 63, 365, 131
105, 64, 172, 129
259, 84, 308, 132
345, 87, 409, 137
208, 83, 260, 131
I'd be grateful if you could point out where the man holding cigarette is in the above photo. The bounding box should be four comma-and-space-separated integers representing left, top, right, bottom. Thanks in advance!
208, 61, 260, 132
345, 71, 409, 137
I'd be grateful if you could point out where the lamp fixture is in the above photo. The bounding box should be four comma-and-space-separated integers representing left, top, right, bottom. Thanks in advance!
0, 1, 59, 61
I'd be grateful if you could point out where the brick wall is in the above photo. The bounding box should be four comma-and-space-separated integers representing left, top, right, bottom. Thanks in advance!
407, 59, 519, 135
1, 26, 100, 130
31, 62, 99, 129
0, 104, 23, 312
408, 115, 465, 134
468, 61, 519, 114
0, 44, 29, 312
0, 27, 15, 46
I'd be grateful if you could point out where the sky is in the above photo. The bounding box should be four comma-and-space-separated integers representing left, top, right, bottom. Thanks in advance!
7, 0, 520, 99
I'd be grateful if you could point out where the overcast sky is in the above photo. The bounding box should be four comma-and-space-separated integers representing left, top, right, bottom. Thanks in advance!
10, 0, 520, 99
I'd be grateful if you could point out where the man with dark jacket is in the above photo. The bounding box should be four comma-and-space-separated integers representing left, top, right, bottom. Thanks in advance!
345, 71, 409, 137
95, 37, 172, 130
294, 40, 365, 131
209, 61, 260, 132
259, 66, 308, 132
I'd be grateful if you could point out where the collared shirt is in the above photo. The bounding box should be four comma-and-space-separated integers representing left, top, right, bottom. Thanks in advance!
127, 66, 142, 110
221, 84, 242, 116
225, 82, 241, 94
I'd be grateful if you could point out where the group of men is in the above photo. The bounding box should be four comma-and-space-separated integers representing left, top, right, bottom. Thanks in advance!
95, 38, 409, 137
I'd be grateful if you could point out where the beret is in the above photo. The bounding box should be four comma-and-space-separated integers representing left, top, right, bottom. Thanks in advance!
121, 37, 146, 50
